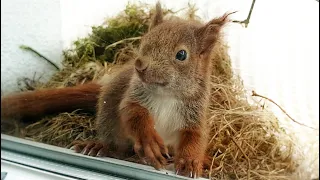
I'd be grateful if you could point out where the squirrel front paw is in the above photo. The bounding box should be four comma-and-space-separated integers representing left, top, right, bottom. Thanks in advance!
133, 130, 169, 170
175, 156, 203, 178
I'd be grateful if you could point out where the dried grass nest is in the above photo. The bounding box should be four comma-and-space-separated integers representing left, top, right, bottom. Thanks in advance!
2, 3, 301, 180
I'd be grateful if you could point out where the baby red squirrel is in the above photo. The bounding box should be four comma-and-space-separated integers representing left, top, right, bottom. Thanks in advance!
1, 2, 232, 178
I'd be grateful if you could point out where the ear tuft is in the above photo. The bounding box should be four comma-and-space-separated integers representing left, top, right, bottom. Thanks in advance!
149, 2, 163, 31
196, 11, 236, 55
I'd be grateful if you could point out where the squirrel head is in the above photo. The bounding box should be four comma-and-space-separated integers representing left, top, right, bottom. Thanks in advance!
134, 2, 232, 96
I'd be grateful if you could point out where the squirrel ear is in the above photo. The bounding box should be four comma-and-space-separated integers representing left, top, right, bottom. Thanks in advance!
195, 12, 235, 55
149, 2, 163, 31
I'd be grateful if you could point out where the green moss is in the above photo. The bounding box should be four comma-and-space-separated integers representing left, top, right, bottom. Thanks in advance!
64, 3, 156, 67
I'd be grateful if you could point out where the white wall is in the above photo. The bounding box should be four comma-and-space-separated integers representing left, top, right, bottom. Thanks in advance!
1, 0, 63, 95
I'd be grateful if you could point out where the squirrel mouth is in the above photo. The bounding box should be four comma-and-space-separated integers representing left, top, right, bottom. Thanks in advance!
141, 78, 168, 87
136, 72, 168, 86
151, 81, 168, 86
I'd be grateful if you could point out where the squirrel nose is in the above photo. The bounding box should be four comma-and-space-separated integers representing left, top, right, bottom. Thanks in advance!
135, 59, 148, 72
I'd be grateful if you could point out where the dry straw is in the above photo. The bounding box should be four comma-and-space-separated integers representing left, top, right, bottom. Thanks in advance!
2, 3, 304, 180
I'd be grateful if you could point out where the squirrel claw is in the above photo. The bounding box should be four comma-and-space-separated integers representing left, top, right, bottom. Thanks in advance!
71, 140, 109, 157
174, 157, 202, 178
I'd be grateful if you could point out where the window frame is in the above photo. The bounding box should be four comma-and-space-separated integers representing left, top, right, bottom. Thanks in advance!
1, 134, 200, 180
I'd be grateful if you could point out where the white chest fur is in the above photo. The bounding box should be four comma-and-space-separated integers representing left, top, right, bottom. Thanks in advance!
144, 94, 185, 146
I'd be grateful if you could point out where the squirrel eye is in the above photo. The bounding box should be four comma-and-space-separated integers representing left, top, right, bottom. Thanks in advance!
175, 50, 187, 61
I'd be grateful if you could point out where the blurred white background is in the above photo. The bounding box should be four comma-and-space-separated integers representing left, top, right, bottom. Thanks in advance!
1, 0, 319, 179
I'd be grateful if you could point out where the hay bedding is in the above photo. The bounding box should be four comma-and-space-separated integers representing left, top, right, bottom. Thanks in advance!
1, 3, 303, 180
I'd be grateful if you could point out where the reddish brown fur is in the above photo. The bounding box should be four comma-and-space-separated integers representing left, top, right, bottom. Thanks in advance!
1, 82, 101, 121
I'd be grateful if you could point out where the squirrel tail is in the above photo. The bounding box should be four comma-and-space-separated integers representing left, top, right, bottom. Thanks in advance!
1, 82, 101, 122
